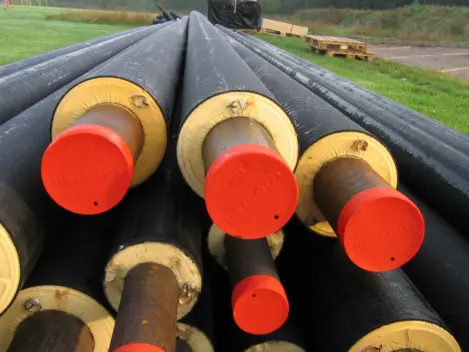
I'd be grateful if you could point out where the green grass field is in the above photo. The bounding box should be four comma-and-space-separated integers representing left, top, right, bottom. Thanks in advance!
0, 6, 132, 65
258, 34, 469, 135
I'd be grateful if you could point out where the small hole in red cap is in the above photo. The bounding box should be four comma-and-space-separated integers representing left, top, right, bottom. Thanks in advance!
274, 215, 279, 220
391, 257, 395, 262
93, 202, 98, 206
252, 294, 256, 298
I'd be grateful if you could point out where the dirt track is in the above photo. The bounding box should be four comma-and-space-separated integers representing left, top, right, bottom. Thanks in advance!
369, 44, 469, 79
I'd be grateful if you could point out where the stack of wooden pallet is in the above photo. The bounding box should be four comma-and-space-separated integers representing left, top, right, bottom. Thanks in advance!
306, 34, 375, 61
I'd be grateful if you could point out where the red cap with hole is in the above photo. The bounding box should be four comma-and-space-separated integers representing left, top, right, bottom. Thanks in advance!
41, 124, 134, 215
113, 343, 165, 352
205, 144, 298, 240
231, 274, 289, 335
337, 187, 425, 272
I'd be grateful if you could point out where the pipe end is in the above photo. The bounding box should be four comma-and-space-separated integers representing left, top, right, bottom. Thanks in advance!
205, 144, 298, 239
113, 343, 166, 352
42, 124, 134, 215
232, 274, 289, 335
338, 187, 425, 272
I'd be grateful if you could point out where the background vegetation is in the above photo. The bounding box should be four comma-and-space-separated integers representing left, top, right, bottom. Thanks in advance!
14, 0, 469, 13
283, 5, 469, 42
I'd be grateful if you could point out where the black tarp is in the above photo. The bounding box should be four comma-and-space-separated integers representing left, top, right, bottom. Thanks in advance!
208, 0, 261, 29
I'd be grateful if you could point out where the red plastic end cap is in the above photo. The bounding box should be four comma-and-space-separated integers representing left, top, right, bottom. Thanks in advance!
41, 124, 134, 215
337, 187, 425, 272
113, 343, 166, 352
231, 274, 289, 335
204, 144, 298, 240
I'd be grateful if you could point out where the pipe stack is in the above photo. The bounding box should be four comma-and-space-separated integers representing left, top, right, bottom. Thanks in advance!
41, 19, 188, 215
177, 11, 299, 240
0, 25, 166, 126
0, 10, 467, 352
176, 11, 296, 339
219, 26, 469, 237
224, 32, 424, 272
0, 213, 118, 352
105, 151, 203, 352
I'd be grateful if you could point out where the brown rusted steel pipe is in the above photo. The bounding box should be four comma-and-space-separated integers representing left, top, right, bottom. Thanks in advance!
8, 310, 94, 352
110, 262, 179, 352
202, 118, 277, 173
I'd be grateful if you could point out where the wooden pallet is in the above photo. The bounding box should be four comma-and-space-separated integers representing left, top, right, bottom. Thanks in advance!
261, 19, 308, 39
312, 47, 375, 62
306, 35, 368, 54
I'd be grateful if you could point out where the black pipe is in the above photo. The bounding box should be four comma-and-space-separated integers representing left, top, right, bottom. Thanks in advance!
177, 277, 215, 352
158, 3, 174, 20
104, 148, 203, 339
400, 185, 469, 351
206, 242, 306, 352
220, 27, 469, 237
171, 12, 182, 20
0, 27, 139, 79
177, 11, 299, 241
236, 30, 469, 155
282, 219, 461, 352
227, 34, 424, 273
41, 19, 188, 216
207, 223, 285, 269
0, 21, 187, 315
0, 25, 164, 126
0, 213, 118, 351
0, 75, 88, 317
231, 319, 308, 352
225, 236, 289, 335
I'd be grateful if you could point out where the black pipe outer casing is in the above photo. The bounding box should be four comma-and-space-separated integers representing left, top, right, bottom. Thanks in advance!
0, 27, 139, 79
230, 318, 307, 352
401, 185, 469, 352
0, 24, 179, 316
177, 276, 215, 352
236, 30, 469, 155
224, 32, 398, 238
225, 236, 280, 288
24, 213, 118, 308
0, 44, 157, 315
0, 213, 119, 351
104, 149, 203, 320
281, 219, 460, 352
49, 19, 189, 191
180, 11, 276, 124
219, 28, 469, 236
176, 11, 299, 234
225, 34, 368, 157
0, 25, 163, 126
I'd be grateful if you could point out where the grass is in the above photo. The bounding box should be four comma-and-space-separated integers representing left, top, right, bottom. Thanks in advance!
0, 6, 133, 65
278, 5, 469, 43
257, 34, 469, 135
46, 9, 157, 26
